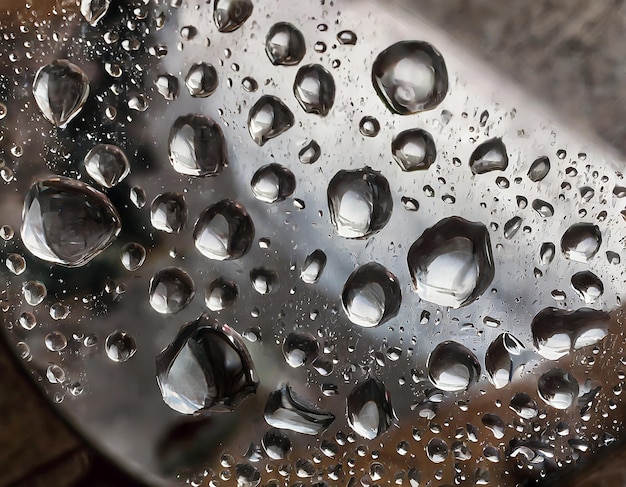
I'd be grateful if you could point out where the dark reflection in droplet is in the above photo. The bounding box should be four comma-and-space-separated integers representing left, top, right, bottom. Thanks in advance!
539, 242, 555, 265
346, 376, 396, 440
300, 249, 327, 284
427, 341, 481, 392
265, 22, 306, 66
391, 128, 436, 171
337, 30, 357, 45
249, 267, 279, 295
469, 138, 508, 174
509, 392, 538, 419
156, 314, 258, 414
213, 0, 253, 33
293, 64, 335, 116
248, 95, 294, 146
485, 333, 524, 390
532, 199, 554, 217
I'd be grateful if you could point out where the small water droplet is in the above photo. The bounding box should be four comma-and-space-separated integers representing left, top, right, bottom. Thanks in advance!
248, 95, 294, 146
0, 225, 14, 240
561, 223, 602, 263
120, 242, 146, 271
156, 314, 258, 414
46, 363, 66, 384
150, 192, 187, 234
185, 63, 218, 98
265, 22, 306, 66
45, 330, 68, 352
426, 438, 449, 463
6, 253, 26, 275
22, 279, 47, 306
298, 139, 321, 164
251, 163, 296, 203
205, 277, 238, 311
579, 186, 595, 203
347, 376, 396, 440
282, 331, 319, 368
149, 267, 195, 314
213, 0, 253, 33
50, 302, 70, 320
509, 392, 538, 419
392, 128, 436, 171
359, 116, 380, 137
80, 0, 111, 26
293, 64, 335, 116
241, 76, 258, 92
19, 311, 37, 330
372, 41, 448, 114
537, 368, 579, 410
130, 186, 146, 208
469, 138, 508, 174
105, 330, 137, 362
337, 30, 357, 45
84, 144, 130, 188
249, 267, 278, 295
300, 249, 327, 284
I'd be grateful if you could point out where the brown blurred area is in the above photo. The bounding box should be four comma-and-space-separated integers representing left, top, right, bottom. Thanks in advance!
1, 0, 626, 486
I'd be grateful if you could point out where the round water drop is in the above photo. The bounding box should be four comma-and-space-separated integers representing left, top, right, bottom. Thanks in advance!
0, 225, 14, 240
265, 22, 306, 66
327, 167, 393, 239
22, 280, 47, 306
6, 253, 26, 275
341, 262, 401, 328
372, 40, 447, 114
45, 330, 68, 352
19, 312, 37, 330
248, 95, 294, 146
509, 393, 538, 419
46, 363, 66, 384
154, 74, 179, 100
337, 30, 357, 45
347, 376, 396, 440
105, 330, 137, 363
242, 76, 258, 92
571, 270, 603, 304
407, 216, 494, 308
282, 331, 319, 368
249, 267, 278, 295
50, 302, 69, 320
120, 242, 146, 271
300, 249, 327, 284
537, 368, 579, 410
168, 114, 227, 177
528, 156, 550, 182
83, 144, 130, 188
149, 267, 195, 314
21, 178, 121, 267
150, 192, 187, 234
251, 163, 296, 203
204, 277, 239, 311
426, 438, 449, 463
391, 128, 436, 171
213, 0, 253, 33
80, 0, 111, 26
185, 63, 218, 98
359, 116, 380, 137
193, 200, 254, 260
33, 59, 89, 128
427, 340, 481, 392
262, 429, 291, 460
298, 140, 321, 164
293, 64, 335, 116
561, 223, 602, 263
469, 138, 508, 174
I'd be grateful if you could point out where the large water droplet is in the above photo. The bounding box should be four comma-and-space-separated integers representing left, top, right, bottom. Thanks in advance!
407, 216, 494, 308
149, 267, 195, 314
391, 128, 436, 171
469, 138, 508, 174
528, 156, 550, 182
264, 384, 335, 435
282, 331, 319, 368
193, 200, 254, 260
531, 307, 609, 360
250, 163, 296, 203
80, 0, 111, 26
293, 64, 335, 116
156, 314, 258, 414
150, 192, 187, 234
120, 242, 146, 271
561, 223, 602, 263
341, 262, 401, 328
347, 376, 396, 440
168, 114, 227, 177
84, 144, 130, 188
571, 271, 604, 304
213, 0, 253, 33
33, 60, 89, 128
248, 95, 294, 146
21, 178, 121, 267
300, 249, 327, 284
537, 368, 579, 410
327, 167, 393, 239
185, 63, 218, 98
205, 277, 239, 311
265, 22, 306, 66
372, 41, 448, 115
427, 341, 481, 392
105, 330, 137, 363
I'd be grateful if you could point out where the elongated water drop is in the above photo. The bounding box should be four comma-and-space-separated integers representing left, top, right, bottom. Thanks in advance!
293, 64, 335, 116
80, 0, 111, 26
264, 384, 334, 435
248, 95, 294, 146
300, 249, 327, 284
347, 376, 396, 440
528, 156, 550, 182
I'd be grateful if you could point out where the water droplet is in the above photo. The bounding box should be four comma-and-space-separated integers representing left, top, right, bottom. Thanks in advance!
539, 242, 555, 265
532, 199, 554, 217
427, 340, 481, 392
0, 225, 14, 240
264, 383, 334, 435
168, 114, 227, 176
579, 186, 595, 202
509, 392, 538, 419
391, 128, 436, 171
193, 200, 254, 260
341, 262, 401, 328
337, 30, 357, 45
235, 463, 260, 486
149, 267, 195, 314
156, 314, 258, 414
282, 331, 319, 368
561, 223, 602, 263
46, 363, 66, 384
293, 64, 335, 116
265, 22, 306, 66
249, 267, 278, 295
407, 216, 494, 308
213, 0, 253, 32
21, 178, 121, 267
469, 138, 508, 174
528, 156, 550, 182
503, 216, 522, 240
241, 76, 258, 92
50, 302, 70, 320
298, 140, 321, 164
537, 368, 579, 410
130, 186, 146, 208
401, 196, 419, 211
185, 63, 218, 98
120, 242, 146, 271
248, 95, 294, 146
613, 186, 626, 198
485, 334, 518, 389
571, 271, 604, 304
150, 192, 187, 234
251, 163, 296, 203
300, 249, 327, 284
531, 307, 609, 359
45, 330, 67, 352
84, 144, 130, 188
607, 250, 621, 264
180, 25, 197, 40
105, 330, 137, 362
6, 253, 26, 275
347, 376, 396, 440
426, 438, 449, 463
154, 74, 179, 100
205, 277, 239, 311
19, 312, 37, 330
372, 41, 448, 115
359, 116, 380, 137
80, 0, 111, 26
327, 167, 393, 239
262, 428, 291, 460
